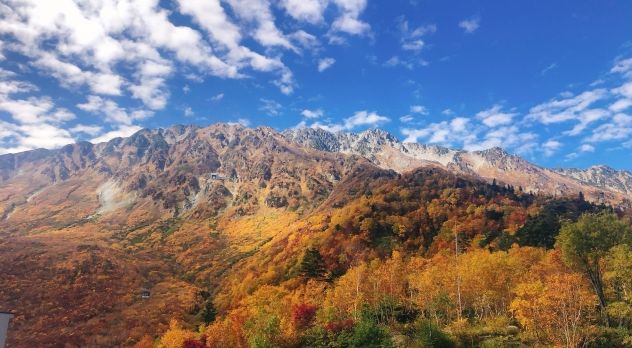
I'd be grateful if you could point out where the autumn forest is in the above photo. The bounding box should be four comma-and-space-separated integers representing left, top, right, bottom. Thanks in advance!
2, 126, 632, 348
148, 168, 632, 348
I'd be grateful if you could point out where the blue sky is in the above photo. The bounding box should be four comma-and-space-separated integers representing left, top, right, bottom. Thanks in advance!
1, 0, 632, 170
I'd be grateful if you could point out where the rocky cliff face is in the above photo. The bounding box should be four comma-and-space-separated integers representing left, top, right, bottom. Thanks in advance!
554, 165, 632, 196
0, 124, 372, 235
283, 127, 632, 206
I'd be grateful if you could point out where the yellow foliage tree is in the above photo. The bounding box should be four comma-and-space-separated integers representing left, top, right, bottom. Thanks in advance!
159, 319, 194, 348
205, 313, 248, 348
511, 272, 596, 347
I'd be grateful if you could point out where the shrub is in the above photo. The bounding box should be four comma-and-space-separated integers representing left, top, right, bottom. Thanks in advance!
292, 303, 318, 329
411, 320, 454, 348
348, 319, 393, 348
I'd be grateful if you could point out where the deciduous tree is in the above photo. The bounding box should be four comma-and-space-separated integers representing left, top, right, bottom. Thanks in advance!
556, 212, 631, 325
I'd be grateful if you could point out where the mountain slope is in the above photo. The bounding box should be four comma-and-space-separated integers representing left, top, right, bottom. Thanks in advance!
283, 127, 632, 206
0, 123, 373, 347
553, 165, 632, 196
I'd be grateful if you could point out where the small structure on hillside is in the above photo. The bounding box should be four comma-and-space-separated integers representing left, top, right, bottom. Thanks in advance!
209, 172, 228, 180
0, 311, 14, 348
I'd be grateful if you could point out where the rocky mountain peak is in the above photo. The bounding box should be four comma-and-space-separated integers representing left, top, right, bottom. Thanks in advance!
357, 128, 398, 143
476, 146, 511, 158
282, 127, 341, 152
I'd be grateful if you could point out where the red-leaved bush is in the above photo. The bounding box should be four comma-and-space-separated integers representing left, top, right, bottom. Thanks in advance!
291, 303, 318, 329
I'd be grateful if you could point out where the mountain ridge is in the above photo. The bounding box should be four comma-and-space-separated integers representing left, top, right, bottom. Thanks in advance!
282, 126, 632, 206
2, 123, 631, 208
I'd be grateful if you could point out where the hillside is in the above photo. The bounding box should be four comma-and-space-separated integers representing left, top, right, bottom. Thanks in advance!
0, 124, 630, 347
0, 124, 369, 346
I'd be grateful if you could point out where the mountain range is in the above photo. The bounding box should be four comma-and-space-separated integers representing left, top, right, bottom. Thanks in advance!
284, 127, 632, 206
2, 123, 631, 237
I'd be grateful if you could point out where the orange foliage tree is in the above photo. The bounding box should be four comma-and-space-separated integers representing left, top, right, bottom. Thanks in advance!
511, 258, 597, 347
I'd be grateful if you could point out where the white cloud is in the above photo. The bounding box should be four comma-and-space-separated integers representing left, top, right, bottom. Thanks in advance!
384, 56, 403, 68
466, 126, 537, 154
343, 110, 390, 128
611, 57, 632, 79
384, 56, 412, 70
475, 105, 515, 127
0, 70, 79, 153
398, 17, 436, 52
184, 106, 194, 117
563, 108, 610, 136
0, 0, 373, 112
318, 58, 336, 72
613, 82, 632, 98
459, 16, 480, 33
0, 121, 75, 154
77, 96, 153, 125
0, 121, 19, 141
301, 109, 324, 119
541, 63, 557, 75
609, 98, 632, 112
91, 73, 124, 96
211, 93, 225, 102
0, 96, 56, 124
17, 124, 75, 149
272, 69, 296, 95
330, 0, 370, 36
0, 0, 342, 108
585, 113, 632, 143
410, 105, 428, 114
0, 79, 35, 95
70, 124, 103, 136
402, 40, 424, 52
290, 30, 320, 50
401, 104, 537, 154
280, 0, 328, 24
399, 115, 414, 123
91, 125, 143, 143
259, 98, 283, 116
224, 0, 295, 50
308, 110, 390, 132
579, 144, 595, 152
402, 117, 473, 144
542, 139, 562, 157
129, 77, 169, 110
527, 89, 608, 124
178, 0, 296, 93
228, 118, 251, 127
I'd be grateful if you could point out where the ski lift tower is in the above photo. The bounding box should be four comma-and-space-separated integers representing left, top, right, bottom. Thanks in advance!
0, 312, 13, 348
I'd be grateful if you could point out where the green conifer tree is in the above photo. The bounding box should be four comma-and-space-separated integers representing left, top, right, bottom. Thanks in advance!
299, 247, 327, 280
